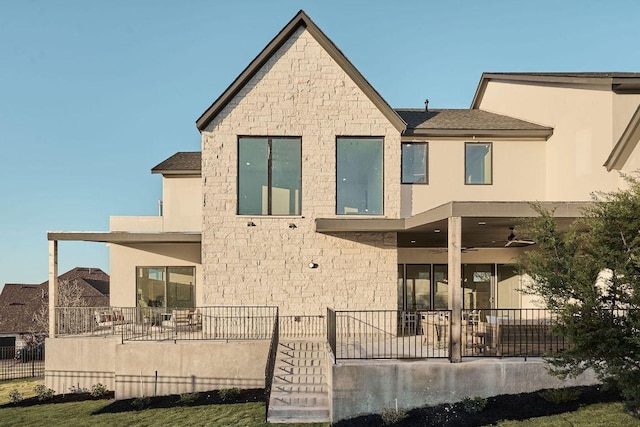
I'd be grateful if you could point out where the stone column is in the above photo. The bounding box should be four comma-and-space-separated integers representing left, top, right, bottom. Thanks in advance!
447, 216, 462, 362
48, 240, 58, 338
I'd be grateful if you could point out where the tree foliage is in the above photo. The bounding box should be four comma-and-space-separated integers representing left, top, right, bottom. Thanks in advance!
519, 174, 640, 414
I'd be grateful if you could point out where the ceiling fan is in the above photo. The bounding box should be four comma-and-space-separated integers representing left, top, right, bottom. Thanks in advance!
505, 226, 535, 247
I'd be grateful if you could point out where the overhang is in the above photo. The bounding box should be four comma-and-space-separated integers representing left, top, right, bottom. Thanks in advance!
402, 128, 553, 140
316, 201, 590, 248
47, 231, 202, 244
604, 104, 640, 171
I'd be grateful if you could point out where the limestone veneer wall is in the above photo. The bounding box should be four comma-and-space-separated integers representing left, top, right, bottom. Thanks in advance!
201, 27, 401, 315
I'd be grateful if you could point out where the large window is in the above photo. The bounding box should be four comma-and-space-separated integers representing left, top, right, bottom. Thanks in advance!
238, 137, 301, 215
336, 137, 383, 215
402, 143, 428, 184
465, 142, 492, 185
136, 267, 195, 309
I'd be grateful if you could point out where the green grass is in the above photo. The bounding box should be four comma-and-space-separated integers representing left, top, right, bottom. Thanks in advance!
492, 402, 640, 427
0, 378, 40, 402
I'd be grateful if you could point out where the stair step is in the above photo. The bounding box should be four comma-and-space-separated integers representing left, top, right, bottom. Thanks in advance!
279, 341, 324, 350
277, 357, 324, 366
270, 391, 329, 406
267, 406, 331, 423
273, 374, 326, 384
272, 383, 328, 394
277, 365, 324, 375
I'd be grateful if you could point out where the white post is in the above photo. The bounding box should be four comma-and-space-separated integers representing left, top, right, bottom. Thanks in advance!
49, 240, 58, 338
447, 217, 462, 362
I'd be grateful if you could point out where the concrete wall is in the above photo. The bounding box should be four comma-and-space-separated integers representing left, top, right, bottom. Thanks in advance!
45, 337, 118, 393
200, 26, 401, 316
114, 340, 268, 399
109, 243, 202, 307
331, 358, 598, 422
402, 138, 546, 217
45, 337, 269, 399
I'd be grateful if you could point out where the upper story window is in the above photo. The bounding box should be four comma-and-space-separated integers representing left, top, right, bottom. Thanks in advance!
238, 136, 301, 215
402, 143, 428, 184
336, 137, 383, 215
465, 142, 492, 185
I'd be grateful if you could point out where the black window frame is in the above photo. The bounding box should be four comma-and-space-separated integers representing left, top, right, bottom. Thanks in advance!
401, 142, 429, 184
236, 135, 302, 216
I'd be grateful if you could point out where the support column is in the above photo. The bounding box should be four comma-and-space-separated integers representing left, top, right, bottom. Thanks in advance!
447, 216, 462, 362
48, 240, 58, 338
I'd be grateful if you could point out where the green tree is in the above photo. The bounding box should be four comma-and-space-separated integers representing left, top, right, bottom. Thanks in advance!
520, 174, 640, 415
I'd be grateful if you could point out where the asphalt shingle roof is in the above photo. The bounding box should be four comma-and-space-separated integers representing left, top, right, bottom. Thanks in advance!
395, 109, 551, 132
151, 152, 201, 173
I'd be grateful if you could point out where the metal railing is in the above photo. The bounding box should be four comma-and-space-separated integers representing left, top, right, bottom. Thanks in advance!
280, 315, 326, 338
327, 308, 336, 363
331, 310, 452, 360
55, 306, 279, 342
461, 308, 570, 358
0, 346, 44, 381
264, 308, 279, 418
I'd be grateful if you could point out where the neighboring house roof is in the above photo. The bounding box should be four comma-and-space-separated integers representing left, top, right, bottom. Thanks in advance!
604, 104, 640, 171
0, 267, 110, 335
151, 152, 201, 175
471, 72, 640, 108
396, 109, 553, 139
195, 10, 406, 133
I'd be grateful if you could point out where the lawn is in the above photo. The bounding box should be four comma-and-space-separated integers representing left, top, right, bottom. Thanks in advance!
1, 379, 639, 427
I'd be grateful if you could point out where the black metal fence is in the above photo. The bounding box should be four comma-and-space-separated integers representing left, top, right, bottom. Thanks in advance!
330, 309, 452, 360
461, 308, 570, 358
0, 346, 44, 381
264, 308, 280, 418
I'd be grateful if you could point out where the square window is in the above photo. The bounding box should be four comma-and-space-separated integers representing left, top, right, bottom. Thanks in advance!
402, 143, 428, 184
238, 137, 301, 215
465, 142, 492, 185
337, 137, 383, 215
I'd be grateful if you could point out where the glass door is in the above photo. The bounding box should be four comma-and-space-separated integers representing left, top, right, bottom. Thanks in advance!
137, 267, 195, 309
462, 264, 493, 309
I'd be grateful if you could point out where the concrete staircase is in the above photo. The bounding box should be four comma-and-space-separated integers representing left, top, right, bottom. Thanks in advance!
267, 340, 331, 423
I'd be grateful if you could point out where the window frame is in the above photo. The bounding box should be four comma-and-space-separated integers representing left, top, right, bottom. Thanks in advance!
401, 142, 429, 184
464, 141, 493, 185
136, 266, 196, 309
236, 135, 302, 216
335, 136, 385, 216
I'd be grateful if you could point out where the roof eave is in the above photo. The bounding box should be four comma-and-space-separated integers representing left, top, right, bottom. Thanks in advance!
402, 128, 553, 140
604, 104, 640, 171
195, 10, 406, 133
151, 169, 201, 176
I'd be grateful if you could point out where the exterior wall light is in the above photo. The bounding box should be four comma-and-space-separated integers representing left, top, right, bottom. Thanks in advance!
247, 221, 256, 227
288, 223, 297, 229
308, 262, 318, 269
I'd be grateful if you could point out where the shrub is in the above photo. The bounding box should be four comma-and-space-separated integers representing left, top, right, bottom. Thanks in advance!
218, 387, 241, 402
69, 385, 88, 394
90, 383, 109, 397
8, 389, 23, 404
131, 396, 151, 411
380, 406, 408, 425
177, 392, 200, 405
539, 387, 582, 404
461, 396, 488, 413
34, 384, 54, 401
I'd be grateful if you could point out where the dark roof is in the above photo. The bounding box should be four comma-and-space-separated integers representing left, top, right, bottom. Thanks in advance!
396, 109, 553, 139
196, 10, 405, 133
151, 152, 201, 175
0, 267, 110, 335
472, 72, 640, 108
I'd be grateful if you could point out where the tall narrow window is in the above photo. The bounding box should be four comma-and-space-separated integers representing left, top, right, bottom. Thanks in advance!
402, 143, 428, 184
465, 142, 492, 185
238, 137, 301, 215
336, 137, 383, 215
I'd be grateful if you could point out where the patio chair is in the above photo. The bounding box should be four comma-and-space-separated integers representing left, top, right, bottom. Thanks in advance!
172, 309, 191, 330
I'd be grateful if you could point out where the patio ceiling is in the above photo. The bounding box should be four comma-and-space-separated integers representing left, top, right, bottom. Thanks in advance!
316, 201, 590, 248
47, 231, 201, 244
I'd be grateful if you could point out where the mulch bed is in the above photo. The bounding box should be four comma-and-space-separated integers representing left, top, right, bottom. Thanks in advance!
0, 391, 115, 408
334, 385, 622, 427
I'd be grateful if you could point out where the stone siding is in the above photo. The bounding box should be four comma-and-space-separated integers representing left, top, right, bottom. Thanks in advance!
201, 27, 401, 315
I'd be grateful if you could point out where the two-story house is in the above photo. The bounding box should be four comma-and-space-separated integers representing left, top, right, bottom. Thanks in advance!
45, 10, 640, 422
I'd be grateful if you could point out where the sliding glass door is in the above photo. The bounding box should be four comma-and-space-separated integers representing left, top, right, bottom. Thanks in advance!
137, 267, 195, 309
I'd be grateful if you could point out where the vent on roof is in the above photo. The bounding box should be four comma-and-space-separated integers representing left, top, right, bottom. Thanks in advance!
424, 99, 429, 112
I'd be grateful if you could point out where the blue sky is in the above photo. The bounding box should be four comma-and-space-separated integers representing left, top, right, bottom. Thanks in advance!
1, 0, 639, 291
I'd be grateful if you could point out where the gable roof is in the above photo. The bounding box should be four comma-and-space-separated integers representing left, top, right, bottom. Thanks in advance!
471, 72, 640, 108
195, 10, 406, 133
396, 109, 553, 139
0, 267, 110, 335
604, 104, 640, 171
152, 152, 201, 175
